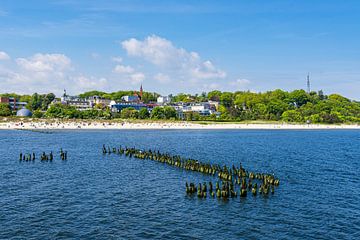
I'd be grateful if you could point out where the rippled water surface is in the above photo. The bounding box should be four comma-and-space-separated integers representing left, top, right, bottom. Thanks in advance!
1, 129, 360, 239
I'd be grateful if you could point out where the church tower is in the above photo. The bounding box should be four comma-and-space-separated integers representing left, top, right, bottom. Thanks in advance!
139, 84, 143, 99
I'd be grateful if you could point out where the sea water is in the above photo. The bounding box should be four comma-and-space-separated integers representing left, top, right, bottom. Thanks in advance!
0, 129, 359, 239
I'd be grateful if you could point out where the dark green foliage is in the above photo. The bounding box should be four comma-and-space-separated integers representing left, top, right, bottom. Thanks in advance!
281, 110, 303, 122
45, 104, 81, 118
287, 89, 310, 107
0, 103, 12, 116
151, 106, 165, 119
163, 106, 177, 119
26, 92, 56, 111
45, 104, 111, 119
184, 111, 200, 121
141, 92, 159, 103
138, 108, 150, 119
208, 90, 222, 101
149, 106, 177, 120
120, 108, 138, 119
32, 110, 44, 118
197, 89, 359, 123
41, 93, 56, 110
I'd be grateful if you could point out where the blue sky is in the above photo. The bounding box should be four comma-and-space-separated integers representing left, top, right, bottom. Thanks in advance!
0, 0, 359, 100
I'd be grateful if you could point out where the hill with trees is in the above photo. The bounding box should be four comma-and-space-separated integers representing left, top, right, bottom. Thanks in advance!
1, 89, 359, 123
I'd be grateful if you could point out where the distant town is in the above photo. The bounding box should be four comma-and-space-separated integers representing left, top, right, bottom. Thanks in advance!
0, 85, 220, 120
0, 86, 359, 123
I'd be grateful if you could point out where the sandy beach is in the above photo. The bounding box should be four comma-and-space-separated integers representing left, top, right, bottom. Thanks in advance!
0, 119, 359, 130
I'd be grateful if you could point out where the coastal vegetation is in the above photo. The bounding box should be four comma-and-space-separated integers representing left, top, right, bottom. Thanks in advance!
0, 103, 12, 116
1, 89, 359, 123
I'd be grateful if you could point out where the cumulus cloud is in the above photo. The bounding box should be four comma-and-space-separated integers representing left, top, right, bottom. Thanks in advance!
73, 75, 108, 90
121, 35, 226, 81
113, 64, 134, 74
0, 52, 111, 95
191, 60, 226, 79
112, 59, 145, 85
154, 73, 170, 83
0, 51, 10, 60
16, 53, 71, 72
130, 72, 145, 85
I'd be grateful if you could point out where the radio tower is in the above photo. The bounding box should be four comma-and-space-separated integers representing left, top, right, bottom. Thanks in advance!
306, 73, 311, 93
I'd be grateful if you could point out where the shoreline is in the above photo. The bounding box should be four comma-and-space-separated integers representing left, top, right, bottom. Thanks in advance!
0, 120, 359, 130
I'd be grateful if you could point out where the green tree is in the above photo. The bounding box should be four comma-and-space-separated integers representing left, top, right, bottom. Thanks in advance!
0, 103, 12, 116
320, 111, 342, 123
163, 106, 177, 119
281, 110, 303, 122
208, 90, 221, 101
141, 92, 159, 103
29, 93, 42, 111
184, 111, 200, 121
45, 104, 81, 118
266, 99, 288, 120
32, 110, 44, 118
306, 114, 321, 123
151, 106, 165, 119
328, 94, 350, 103
218, 105, 230, 120
41, 93, 55, 110
138, 108, 150, 119
288, 90, 310, 107
19, 95, 32, 103
120, 107, 138, 119
220, 92, 233, 107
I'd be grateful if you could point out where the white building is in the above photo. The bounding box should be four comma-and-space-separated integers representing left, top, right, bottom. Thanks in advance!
88, 96, 111, 107
172, 102, 218, 117
53, 90, 93, 111
157, 96, 171, 104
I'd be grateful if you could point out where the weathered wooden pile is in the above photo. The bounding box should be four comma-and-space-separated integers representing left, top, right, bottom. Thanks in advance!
19, 148, 68, 162
102, 145, 280, 200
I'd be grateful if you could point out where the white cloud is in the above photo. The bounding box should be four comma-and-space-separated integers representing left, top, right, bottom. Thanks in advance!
0, 51, 10, 60
73, 75, 108, 90
0, 52, 111, 95
112, 59, 145, 86
121, 35, 226, 81
113, 64, 134, 74
191, 60, 226, 79
154, 73, 170, 83
111, 56, 123, 63
16, 53, 71, 72
130, 72, 145, 85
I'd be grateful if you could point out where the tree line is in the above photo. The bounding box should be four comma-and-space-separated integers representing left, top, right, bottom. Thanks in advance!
1, 89, 359, 123
205, 89, 360, 123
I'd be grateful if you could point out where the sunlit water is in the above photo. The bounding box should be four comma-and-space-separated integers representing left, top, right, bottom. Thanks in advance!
1, 129, 359, 239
